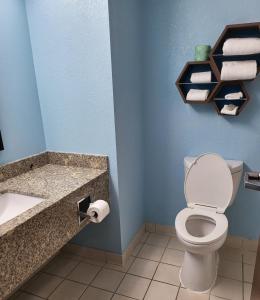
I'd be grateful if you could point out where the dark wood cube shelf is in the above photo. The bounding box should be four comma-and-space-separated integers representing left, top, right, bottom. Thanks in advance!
210, 22, 260, 81
176, 61, 219, 104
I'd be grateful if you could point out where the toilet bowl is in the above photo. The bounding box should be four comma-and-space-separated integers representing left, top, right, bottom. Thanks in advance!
175, 153, 243, 292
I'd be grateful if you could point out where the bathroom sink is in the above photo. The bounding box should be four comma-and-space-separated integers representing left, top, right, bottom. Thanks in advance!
0, 192, 43, 225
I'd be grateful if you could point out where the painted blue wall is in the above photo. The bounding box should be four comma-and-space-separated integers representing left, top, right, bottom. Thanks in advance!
108, 0, 144, 250
142, 0, 260, 239
0, 0, 45, 164
25, 0, 122, 253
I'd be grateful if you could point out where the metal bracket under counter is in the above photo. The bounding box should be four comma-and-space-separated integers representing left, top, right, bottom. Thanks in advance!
244, 172, 260, 191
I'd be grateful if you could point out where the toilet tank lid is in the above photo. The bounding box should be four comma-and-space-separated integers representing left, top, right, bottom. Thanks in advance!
184, 156, 243, 173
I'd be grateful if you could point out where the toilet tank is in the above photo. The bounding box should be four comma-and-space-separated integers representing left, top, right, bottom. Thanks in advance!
184, 156, 243, 206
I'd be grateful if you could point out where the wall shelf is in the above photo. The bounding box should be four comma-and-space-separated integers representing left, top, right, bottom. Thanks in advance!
175, 61, 218, 104
210, 22, 260, 81
176, 21, 259, 116
211, 82, 250, 116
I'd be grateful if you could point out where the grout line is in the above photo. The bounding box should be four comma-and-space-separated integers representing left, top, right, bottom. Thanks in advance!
142, 240, 170, 299
16, 232, 251, 300
45, 257, 83, 299
17, 291, 46, 299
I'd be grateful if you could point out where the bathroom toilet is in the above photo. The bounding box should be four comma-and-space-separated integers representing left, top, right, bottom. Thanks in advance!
175, 153, 243, 293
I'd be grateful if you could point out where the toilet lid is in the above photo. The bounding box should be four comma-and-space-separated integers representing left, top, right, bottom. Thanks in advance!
184, 153, 233, 213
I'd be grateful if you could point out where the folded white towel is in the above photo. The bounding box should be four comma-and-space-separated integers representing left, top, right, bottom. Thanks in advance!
186, 89, 209, 101
190, 71, 211, 83
221, 104, 239, 115
223, 38, 260, 56
225, 91, 243, 100
221, 60, 257, 81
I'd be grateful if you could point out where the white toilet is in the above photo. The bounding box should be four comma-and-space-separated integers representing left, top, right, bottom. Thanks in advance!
175, 153, 243, 293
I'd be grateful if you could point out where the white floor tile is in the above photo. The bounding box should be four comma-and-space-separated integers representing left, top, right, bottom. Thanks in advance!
161, 248, 184, 266
167, 237, 185, 251
146, 233, 170, 247
243, 264, 254, 283
117, 274, 150, 300
224, 236, 243, 249
91, 268, 124, 292
211, 277, 243, 300
153, 263, 180, 286
210, 296, 227, 300
243, 250, 257, 265
48, 279, 86, 300
132, 243, 143, 256
244, 283, 252, 300
218, 260, 242, 281
138, 244, 165, 261
243, 239, 258, 252
144, 281, 178, 300
67, 262, 101, 284
128, 258, 158, 279
105, 256, 134, 273
177, 288, 209, 300
141, 232, 149, 243
219, 247, 242, 263
43, 255, 79, 277
22, 273, 62, 298
112, 295, 132, 300
15, 293, 43, 300
80, 286, 113, 300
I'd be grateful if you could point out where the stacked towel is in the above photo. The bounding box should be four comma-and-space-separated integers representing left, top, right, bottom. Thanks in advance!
186, 89, 209, 101
190, 71, 211, 83
221, 60, 257, 81
221, 104, 239, 116
225, 91, 243, 100
223, 38, 260, 56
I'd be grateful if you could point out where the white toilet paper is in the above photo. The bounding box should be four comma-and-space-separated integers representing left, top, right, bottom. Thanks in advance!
87, 200, 110, 223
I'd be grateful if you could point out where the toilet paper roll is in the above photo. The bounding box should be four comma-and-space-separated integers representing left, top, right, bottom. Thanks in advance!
87, 200, 110, 223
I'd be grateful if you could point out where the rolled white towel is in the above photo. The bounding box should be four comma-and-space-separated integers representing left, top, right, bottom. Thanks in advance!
190, 71, 211, 83
225, 91, 243, 100
223, 38, 260, 56
221, 60, 257, 81
221, 104, 239, 116
186, 89, 209, 101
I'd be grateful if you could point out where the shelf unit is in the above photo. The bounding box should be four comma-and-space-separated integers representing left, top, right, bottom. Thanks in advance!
211, 82, 250, 116
176, 21, 260, 116
210, 22, 260, 81
175, 61, 219, 104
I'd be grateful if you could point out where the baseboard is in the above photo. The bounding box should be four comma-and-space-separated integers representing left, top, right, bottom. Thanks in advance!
61, 222, 258, 267
62, 224, 146, 267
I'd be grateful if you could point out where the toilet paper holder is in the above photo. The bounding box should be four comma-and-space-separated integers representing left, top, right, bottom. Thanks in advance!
77, 195, 92, 225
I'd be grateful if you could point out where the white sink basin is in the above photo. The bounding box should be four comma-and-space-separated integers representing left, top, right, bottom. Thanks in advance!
0, 192, 43, 225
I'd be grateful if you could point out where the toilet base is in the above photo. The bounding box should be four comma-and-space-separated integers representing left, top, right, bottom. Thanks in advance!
180, 250, 219, 293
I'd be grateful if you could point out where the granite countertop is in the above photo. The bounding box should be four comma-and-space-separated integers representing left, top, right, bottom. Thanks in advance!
0, 156, 107, 237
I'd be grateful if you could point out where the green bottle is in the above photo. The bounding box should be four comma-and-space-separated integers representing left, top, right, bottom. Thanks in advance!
195, 45, 211, 61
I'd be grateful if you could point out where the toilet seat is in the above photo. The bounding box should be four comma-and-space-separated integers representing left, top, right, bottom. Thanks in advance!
185, 153, 233, 213
175, 207, 228, 245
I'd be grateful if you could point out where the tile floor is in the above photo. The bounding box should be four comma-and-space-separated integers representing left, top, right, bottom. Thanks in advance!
9, 232, 257, 300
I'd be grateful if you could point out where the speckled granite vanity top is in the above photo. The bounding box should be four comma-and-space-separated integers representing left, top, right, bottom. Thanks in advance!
0, 152, 109, 299
0, 163, 105, 237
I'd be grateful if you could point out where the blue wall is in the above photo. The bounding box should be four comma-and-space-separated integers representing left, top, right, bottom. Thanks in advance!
143, 0, 260, 239
0, 0, 45, 164
2, 0, 260, 254
25, 0, 122, 252
109, 0, 144, 250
